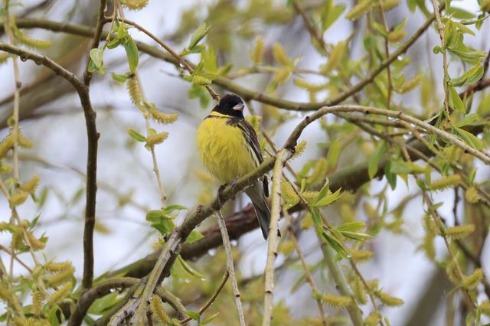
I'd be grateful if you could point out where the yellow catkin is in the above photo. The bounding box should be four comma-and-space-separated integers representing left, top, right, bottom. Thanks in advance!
150, 295, 170, 323
148, 108, 178, 124
399, 76, 421, 93
0, 52, 9, 63
387, 29, 406, 43
379, 0, 399, 11
463, 268, 483, 289
25, 318, 51, 326
280, 181, 300, 207
465, 186, 480, 204
45, 261, 71, 272
293, 140, 307, 159
374, 290, 404, 306
349, 249, 373, 262
20, 175, 40, 193
48, 282, 72, 305
46, 265, 75, 288
146, 132, 169, 147
251, 35, 265, 65
0, 133, 16, 158
351, 277, 367, 304
26, 231, 45, 250
18, 133, 33, 148
429, 175, 461, 190
445, 224, 475, 239
31, 290, 44, 316
122, 0, 148, 10
322, 294, 352, 307
346, 0, 373, 20
127, 76, 142, 106
272, 43, 290, 66
480, 301, 490, 316
293, 79, 325, 92
9, 16, 50, 49
192, 75, 211, 86
364, 312, 382, 326
445, 259, 462, 285
10, 191, 28, 206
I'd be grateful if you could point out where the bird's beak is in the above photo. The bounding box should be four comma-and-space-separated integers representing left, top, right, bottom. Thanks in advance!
233, 103, 245, 111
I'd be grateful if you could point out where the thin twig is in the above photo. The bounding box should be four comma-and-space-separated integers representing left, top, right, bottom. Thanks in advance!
179, 271, 230, 324
431, 0, 450, 116
79, 0, 106, 293
284, 210, 328, 326
263, 149, 292, 326
216, 211, 246, 326
121, 18, 219, 101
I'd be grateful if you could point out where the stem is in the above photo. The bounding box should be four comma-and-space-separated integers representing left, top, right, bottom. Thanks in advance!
262, 149, 291, 326
216, 211, 246, 326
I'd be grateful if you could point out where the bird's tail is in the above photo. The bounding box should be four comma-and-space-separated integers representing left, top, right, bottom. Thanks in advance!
245, 183, 271, 239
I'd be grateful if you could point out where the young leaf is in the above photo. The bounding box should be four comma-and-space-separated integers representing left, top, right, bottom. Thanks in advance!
453, 127, 484, 150
127, 128, 146, 142
188, 23, 210, 50
123, 34, 139, 73
368, 142, 386, 179
448, 86, 466, 113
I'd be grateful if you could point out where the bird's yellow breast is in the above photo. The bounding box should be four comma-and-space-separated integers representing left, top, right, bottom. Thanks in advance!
196, 114, 257, 184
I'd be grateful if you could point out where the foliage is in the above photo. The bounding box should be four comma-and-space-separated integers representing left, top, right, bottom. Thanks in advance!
0, 0, 490, 325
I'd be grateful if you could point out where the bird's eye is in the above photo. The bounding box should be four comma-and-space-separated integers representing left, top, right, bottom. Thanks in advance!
233, 103, 245, 111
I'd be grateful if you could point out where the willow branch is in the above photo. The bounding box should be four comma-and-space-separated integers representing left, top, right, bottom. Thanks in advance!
216, 211, 246, 326
286, 105, 490, 165
262, 149, 291, 326
78, 0, 106, 296
7, 10, 436, 111
0, 34, 100, 301
68, 278, 139, 326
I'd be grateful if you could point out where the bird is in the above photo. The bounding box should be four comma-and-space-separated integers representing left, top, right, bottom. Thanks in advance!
196, 94, 271, 239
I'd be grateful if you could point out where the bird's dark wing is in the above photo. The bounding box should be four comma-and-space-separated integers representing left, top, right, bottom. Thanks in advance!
233, 118, 270, 197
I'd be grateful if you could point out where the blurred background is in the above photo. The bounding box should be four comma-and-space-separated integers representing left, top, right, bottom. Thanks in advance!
0, 0, 489, 325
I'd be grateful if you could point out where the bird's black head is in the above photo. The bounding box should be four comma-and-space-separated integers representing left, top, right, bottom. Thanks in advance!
213, 94, 245, 118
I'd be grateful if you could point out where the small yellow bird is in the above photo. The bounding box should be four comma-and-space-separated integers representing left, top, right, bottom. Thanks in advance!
196, 94, 271, 239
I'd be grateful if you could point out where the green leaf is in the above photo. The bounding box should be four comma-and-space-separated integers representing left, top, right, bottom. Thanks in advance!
127, 128, 146, 142
453, 127, 484, 150
88, 48, 105, 74
309, 207, 322, 226
188, 84, 211, 108
336, 221, 365, 233
313, 188, 343, 207
186, 310, 200, 321
89, 48, 104, 68
106, 37, 121, 49
186, 230, 204, 243
449, 65, 484, 86
202, 312, 220, 325
368, 142, 386, 179
88, 292, 120, 314
177, 255, 205, 279
145, 208, 181, 235
389, 160, 413, 175
321, 2, 346, 31
448, 86, 466, 113
454, 113, 482, 128
449, 49, 485, 65
123, 34, 139, 73
161, 204, 187, 217
188, 22, 210, 50
385, 160, 397, 189
446, 6, 475, 20
322, 228, 350, 259
111, 72, 131, 83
